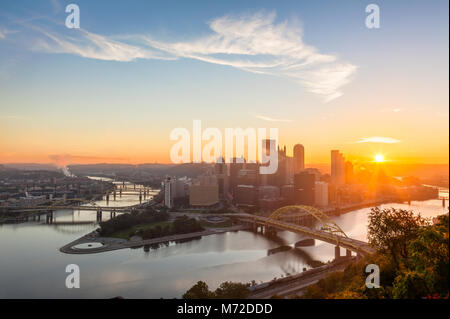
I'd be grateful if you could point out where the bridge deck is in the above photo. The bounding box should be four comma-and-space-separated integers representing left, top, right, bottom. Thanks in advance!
236, 214, 375, 256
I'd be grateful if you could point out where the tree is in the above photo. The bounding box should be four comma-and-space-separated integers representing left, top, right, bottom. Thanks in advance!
214, 281, 250, 299
367, 207, 427, 267
182, 281, 214, 299
403, 214, 449, 296
392, 271, 430, 299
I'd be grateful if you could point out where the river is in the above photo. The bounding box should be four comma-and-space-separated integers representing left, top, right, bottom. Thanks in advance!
0, 180, 447, 298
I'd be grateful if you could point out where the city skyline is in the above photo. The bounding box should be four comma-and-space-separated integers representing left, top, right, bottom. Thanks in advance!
0, 1, 448, 302
0, 0, 448, 165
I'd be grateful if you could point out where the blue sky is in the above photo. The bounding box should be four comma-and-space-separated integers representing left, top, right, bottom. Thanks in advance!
0, 0, 448, 164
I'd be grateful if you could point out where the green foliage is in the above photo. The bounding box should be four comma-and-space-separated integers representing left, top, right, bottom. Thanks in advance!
368, 207, 427, 267
139, 216, 203, 239
392, 271, 430, 299
98, 208, 169, 236
302, 208, 449, 299
172, 215, 204, 234
182, 210, 448, 300
99, 208, 205, 240
182, 281, 215, 299
214, 281, 251, 299
183, 281, 251, 299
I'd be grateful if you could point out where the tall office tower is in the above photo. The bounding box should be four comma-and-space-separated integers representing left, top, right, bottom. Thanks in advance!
331, 150, 346, 187
260, 139, 277, 186
314, 181, 329, 207
275, 146, 287, 186
345, 161, 355, 184
262, 139, 277, 160
164, 176, 175, 208
285, 156, 295, 184
294, 172, 315, 205
293, 144, 305, 174
229, 157, 245, 196
214, 158, 228, 198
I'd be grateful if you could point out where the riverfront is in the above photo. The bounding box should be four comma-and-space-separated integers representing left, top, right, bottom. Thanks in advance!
0, 182, 446, 298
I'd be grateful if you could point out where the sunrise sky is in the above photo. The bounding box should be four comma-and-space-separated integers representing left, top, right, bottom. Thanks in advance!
0, 0, 448, 165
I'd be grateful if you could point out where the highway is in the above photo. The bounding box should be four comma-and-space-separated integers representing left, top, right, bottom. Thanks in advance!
249, 257, 355, 299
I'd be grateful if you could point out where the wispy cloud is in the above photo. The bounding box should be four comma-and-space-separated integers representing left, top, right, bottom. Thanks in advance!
380, 108, 402, 113
354, 137, 401, 144
254, 114, 292, 122
145, 11, 356, 101
24, 11, 356, 101
49, 0, 62, 14
0, 28, 13, 39
32, 28, 175, 62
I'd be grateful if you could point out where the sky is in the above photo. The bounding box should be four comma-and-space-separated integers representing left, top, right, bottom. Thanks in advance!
0, 0, 448, 165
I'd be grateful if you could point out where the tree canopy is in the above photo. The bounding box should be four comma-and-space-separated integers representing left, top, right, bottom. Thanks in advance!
301, 208, 449, 299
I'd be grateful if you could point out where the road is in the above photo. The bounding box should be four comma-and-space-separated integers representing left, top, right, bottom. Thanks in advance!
249, 257, 355, 299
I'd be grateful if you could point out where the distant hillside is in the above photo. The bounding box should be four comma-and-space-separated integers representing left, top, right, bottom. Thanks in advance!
2, 163, 59, 171
68, 163, 211, 178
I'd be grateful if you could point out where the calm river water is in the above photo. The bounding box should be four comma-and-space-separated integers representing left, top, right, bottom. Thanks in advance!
0, 179, 447, 298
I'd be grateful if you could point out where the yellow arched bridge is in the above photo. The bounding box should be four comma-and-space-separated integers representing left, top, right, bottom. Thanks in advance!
233, 205, 376, 257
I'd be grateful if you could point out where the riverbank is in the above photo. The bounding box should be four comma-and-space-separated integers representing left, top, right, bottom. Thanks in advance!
323, 193, 443, 217
59, 224, 249, 254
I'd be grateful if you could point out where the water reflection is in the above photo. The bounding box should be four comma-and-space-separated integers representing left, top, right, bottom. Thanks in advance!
0, 186, 447, 298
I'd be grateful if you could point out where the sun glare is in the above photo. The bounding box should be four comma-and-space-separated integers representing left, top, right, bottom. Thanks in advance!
375, 154, 385, 163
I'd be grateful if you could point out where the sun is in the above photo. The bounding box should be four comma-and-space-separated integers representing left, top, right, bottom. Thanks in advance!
375, 154, 385, 163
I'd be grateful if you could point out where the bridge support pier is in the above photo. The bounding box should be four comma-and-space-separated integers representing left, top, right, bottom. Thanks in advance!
265, 226, 276, 237
97, 210, 102, 222
335, 246, 341, 260
46, 211, 53, 224
346, 249, 352, 257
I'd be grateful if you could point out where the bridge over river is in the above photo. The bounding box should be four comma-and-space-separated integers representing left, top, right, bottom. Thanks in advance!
227, 205, 376, 257
51, 204, 375, 258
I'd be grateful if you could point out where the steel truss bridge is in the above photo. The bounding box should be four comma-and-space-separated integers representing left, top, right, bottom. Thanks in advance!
5, 197, 146, 214
234, 205, 376, 256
